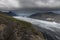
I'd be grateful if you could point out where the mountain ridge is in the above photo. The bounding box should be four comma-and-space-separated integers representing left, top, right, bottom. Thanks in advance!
0, 11, 17, 16
29, 12, 60, 23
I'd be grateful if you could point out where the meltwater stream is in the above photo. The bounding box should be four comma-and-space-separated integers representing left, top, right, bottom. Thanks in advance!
13, 16, 60, 40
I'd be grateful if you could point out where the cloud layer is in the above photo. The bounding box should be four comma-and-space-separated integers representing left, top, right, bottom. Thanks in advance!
0, 0, 60, 10
0, 0, 20, 10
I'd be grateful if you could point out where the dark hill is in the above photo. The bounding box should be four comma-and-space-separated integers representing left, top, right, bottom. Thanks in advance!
0, 12, 44, 40
29, 12, 60, 23
0, 11, 17, 16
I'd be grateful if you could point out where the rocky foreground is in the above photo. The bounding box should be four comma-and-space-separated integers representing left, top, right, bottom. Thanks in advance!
0, 12, 44, 40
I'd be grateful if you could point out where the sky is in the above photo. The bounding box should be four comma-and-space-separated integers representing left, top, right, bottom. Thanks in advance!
0, 0, 60, 10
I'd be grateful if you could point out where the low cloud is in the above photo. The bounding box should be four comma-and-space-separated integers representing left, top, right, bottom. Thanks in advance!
0, 0, 60, 10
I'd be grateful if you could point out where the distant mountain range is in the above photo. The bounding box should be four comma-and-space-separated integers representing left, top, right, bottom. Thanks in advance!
0, 11, 17, 16
29, 12, 60, 23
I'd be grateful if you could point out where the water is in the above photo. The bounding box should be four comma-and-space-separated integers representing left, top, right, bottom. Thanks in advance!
16, 12, 35, 17
14, 11, 37, 17
14, 11, 60, 17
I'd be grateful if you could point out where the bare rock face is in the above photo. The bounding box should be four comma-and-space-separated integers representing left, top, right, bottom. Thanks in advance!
30, 12, 60, 23
0, 12, 44, 40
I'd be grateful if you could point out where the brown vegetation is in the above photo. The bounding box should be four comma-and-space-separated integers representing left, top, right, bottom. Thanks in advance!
0, 12, 45, 40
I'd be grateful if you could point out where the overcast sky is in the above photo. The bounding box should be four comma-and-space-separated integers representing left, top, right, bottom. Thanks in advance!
0, 0, 60, 10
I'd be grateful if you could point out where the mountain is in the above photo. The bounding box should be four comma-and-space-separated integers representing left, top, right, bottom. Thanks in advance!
0, 12, 44, 40
29, 12, 60, 23
0, 11, 17, 16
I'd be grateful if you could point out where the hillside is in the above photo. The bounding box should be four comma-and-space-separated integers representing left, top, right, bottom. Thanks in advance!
0, 11, 17, 16
0, 12, 44, 40
29, 12, 60, 23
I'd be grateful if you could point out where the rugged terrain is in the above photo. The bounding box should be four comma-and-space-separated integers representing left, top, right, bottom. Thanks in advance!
0, 11, 17, 16
0, 12, 44, 40
29, 12, 60, 23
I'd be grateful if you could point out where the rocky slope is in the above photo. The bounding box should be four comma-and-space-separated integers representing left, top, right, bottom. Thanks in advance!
0, 12, 44, 40
29, 12, 60, 23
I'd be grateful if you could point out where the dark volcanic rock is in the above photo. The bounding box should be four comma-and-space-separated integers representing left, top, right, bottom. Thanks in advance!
8, 11, 17, 16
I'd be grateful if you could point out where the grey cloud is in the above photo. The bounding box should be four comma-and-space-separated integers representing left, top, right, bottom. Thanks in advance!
19, 0, 60, 8
40, 0, 48, 3
0, 0, 60, 10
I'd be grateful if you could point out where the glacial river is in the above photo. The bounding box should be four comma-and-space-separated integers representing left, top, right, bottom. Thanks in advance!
13, 16, 60, 40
